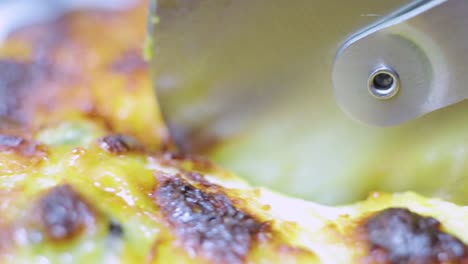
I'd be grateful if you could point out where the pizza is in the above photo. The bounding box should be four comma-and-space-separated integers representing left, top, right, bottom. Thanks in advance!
0, 2, 466, 263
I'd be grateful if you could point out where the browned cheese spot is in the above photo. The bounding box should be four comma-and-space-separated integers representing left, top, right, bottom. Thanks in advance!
365, 208, 467, 264
98, 134, 143, 154
160, 152, 216, 172
0, 135, 24, 148
0, 60, 38, 125
110, 50, 147, 74
154, 176, 267, 264
0, 134, 46, 157
39, 185, 95, 240
0, 55, 70, 128
0, 25, 87, 130
185, 171, 212, 187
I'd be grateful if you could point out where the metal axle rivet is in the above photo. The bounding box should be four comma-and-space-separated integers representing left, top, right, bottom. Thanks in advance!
368, 67, 400, 99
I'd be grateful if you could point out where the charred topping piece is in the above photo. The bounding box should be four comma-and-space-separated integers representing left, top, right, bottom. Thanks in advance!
0, 134, 45, 157
98, 134, 143, 154
365, 208, 467, 264
108, 220, 124, 238
0, 60, 35, 125
154, 176, 267, 264
39, 185, 95, 241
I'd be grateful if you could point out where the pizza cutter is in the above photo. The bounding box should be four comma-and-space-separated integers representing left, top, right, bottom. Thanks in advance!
149, 0, 468, 203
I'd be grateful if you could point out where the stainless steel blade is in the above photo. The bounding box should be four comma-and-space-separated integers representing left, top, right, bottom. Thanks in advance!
149, 0, 468, 204
150, 0, 410, 153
